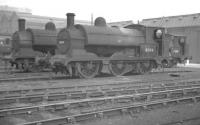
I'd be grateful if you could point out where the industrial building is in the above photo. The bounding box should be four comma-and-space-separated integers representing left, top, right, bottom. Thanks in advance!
0, 6, 90, 39
141, 13, 200, 63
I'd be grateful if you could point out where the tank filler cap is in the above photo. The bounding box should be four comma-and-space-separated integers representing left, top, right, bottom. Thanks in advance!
94, 17, 107, 27
45, 22, 56, 31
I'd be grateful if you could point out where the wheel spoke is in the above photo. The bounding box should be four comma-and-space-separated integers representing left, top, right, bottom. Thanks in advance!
109, 61, 126, 76
136, 62, 151, 74
77, 61, 100, 78
142, 62, 151, 73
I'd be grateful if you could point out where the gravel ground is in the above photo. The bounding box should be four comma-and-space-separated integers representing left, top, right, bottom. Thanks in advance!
81, 102, 200, 125
1, 101, 199, 125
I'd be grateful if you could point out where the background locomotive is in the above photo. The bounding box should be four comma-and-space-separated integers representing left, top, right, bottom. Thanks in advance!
51, 13, 189, 78
9, 19, 57, 72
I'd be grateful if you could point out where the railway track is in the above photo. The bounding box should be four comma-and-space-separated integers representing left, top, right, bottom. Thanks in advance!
0, 79, 200, 109
0, 80, 200, 125
22, 96, 200, 125
3, 88, 199, 125
0, 67, 193, 83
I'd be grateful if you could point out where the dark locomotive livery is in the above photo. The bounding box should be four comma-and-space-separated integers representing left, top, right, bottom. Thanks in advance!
51, 13, 189, 78
10, 19, 57, 72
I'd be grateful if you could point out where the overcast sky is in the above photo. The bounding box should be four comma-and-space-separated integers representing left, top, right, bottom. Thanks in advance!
1, 0, 200, 22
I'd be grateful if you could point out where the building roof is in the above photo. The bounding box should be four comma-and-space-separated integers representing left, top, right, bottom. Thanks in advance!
141, 13, 200, 28
0, 5, 31, 14
108, 20, 134, 27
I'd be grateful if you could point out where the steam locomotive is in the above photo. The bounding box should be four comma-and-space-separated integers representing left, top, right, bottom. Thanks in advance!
9, 19, 57, 72
51, 13, 189, 78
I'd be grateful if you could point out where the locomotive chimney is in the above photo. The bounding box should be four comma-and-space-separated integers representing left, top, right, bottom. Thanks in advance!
66, 13, 75, 28
18, 19, 26, 31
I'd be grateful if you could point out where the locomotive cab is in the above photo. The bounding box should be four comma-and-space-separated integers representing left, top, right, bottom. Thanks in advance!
140, 43, 157, 57
125, 24, 164, 57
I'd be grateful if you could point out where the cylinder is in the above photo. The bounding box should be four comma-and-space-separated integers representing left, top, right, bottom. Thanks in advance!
66, 13, 75, 28
18, 19, 26, 31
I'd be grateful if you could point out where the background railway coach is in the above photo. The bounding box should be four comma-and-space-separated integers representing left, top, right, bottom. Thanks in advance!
51, 13, 189, 78
0, 37, 11, 57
